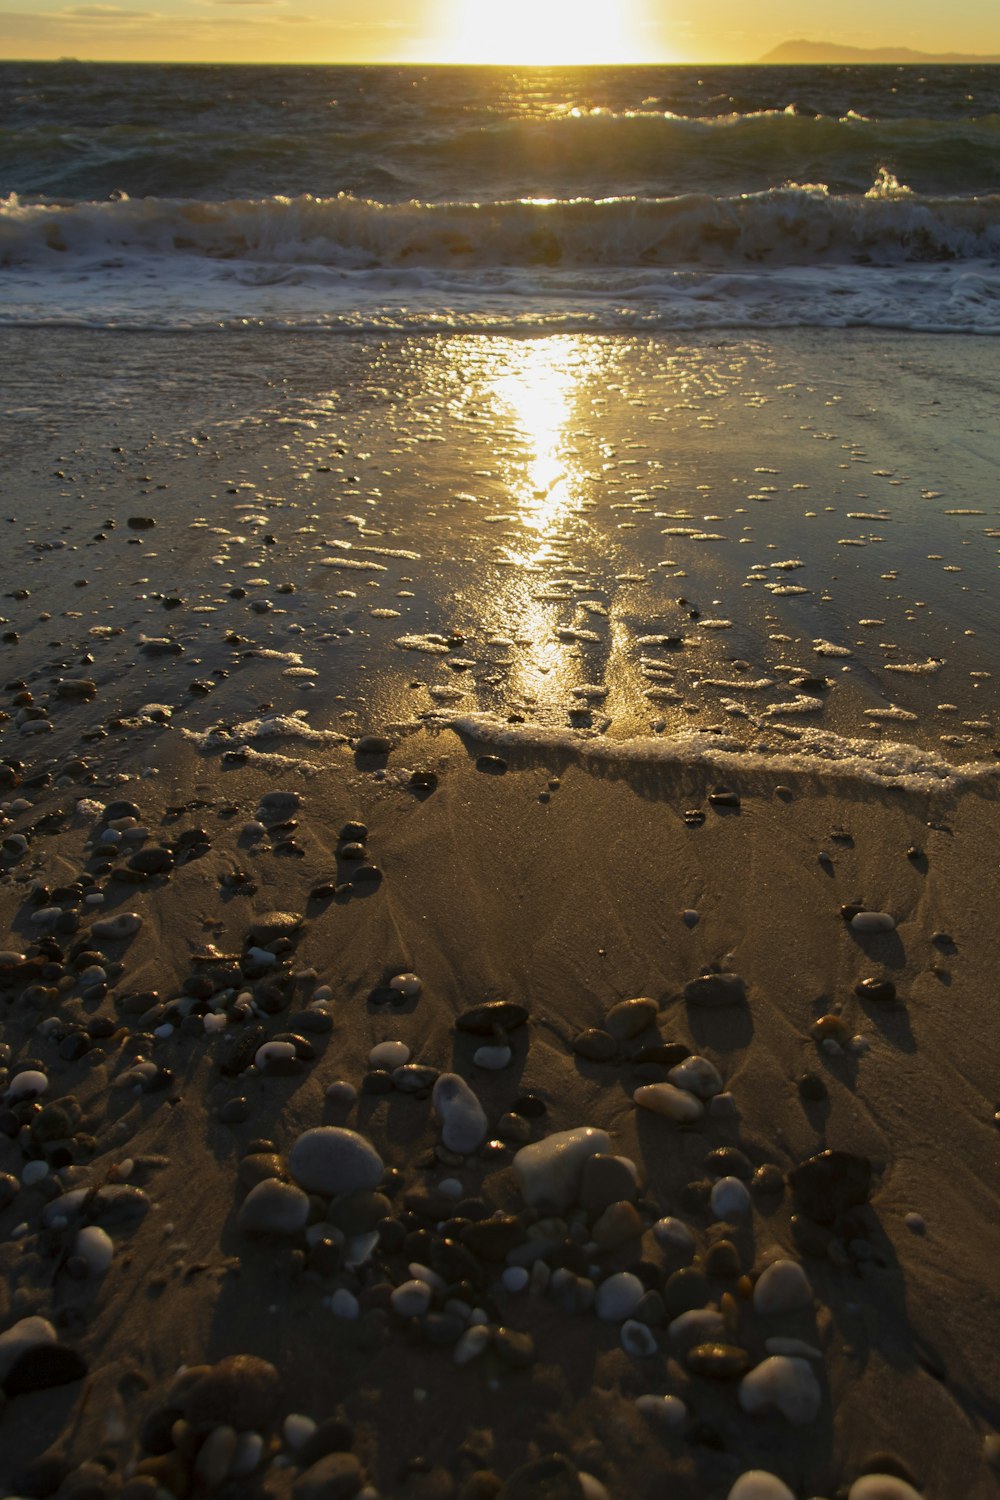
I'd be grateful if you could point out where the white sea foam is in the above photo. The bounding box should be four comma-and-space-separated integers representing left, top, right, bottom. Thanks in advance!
440, 712, 1000, 795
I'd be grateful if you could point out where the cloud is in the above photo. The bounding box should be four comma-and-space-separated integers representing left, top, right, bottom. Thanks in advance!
63, 4, 154, 16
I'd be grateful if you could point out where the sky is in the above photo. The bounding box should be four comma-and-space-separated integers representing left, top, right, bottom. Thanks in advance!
2, 0, 1000, 65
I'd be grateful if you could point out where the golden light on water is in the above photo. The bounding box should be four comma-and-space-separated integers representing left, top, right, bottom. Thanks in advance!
492, 338, 582, 541
438, 0, 645, 65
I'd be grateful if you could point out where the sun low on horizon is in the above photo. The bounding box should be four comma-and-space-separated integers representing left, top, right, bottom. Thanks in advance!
433, 0, 648, 65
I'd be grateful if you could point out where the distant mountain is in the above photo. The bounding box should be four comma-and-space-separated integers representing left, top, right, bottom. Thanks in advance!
756, 39, 1000, 65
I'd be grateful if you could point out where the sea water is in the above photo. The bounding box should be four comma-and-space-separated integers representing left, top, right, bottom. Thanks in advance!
3, 62, 1000, 331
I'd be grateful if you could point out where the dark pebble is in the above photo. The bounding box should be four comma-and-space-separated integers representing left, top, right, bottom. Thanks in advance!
218, 1097, 251, 1125
797, 1073, 829, 1102
572, 1029, 617, 1062
788, 1149, 873, 1224
855, 978, 897, 1003
663, 1267, 711, 1318
708, 790, 740, 809
299, 1417, 357, 1466
351, 864, 382, 885
292, 1452, 363, 1500
128, 847, 174, 876
3, 1343, 88, 1396
475, 756, 507, 775
704, 1147, 754, 1180
339, 822, 367, 842
456, 1001, 529, 1035
684, 972, 747, 1007
362, 1070, 394, 1094
512, 1094, 546, 1118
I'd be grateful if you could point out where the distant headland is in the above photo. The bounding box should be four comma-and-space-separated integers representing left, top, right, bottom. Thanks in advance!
757, 39, 1000, 64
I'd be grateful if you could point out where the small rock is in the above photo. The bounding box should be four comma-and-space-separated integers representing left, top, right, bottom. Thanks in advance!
685, 1343, 750, 1379
710, 1177, 751, 1218
172, 1354, 280, 1431
432, 1074, 488, 1154
739, 1355, 822, 1424
753, 1260, 813, 1316
292, 1452, 364, 1500
92, 912, 142, 940
727, 1475, 796, 1500
239, 1179, 310, 1236
456, 1001, 528, 1035
250, 911, 302, 944
788, 1150, 873, 1223
634, 1083, 704, 1123
669, 1055, 724, 1098
604, 997, 657, 1040
850, 912, 895, 934
855, 978, 897, 1003
596, 1272, 645, 1322
0, 1316, 57, 1384
847, 1481, 923, 1500
3, 1342, 88, 1396
579, 1154, 639, 1216
684, 972, 747, 1007
289, 1128, 384, 1196
369, 1040, 410, 1069
512, 1127, 610, 1210
572, 1029, 617, 1062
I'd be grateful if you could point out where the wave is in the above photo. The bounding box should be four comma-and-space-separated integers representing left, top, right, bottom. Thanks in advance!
6, 110, 1000, 201
4, 186, 1000, 273
441, 713, 1000, 798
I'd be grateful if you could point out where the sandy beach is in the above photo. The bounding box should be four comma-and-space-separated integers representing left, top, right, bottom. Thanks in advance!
1, 326, 999, 1500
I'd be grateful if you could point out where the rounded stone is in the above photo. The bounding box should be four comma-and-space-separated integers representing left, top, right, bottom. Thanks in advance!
432, 1073, 488, 1154
753, 1260, 813, 1316
292, 1452, 364, 1500
289, 1128, 384, 1197
368, 1040, 410, 1069
668, 1055, 724, 1099
512, 1126, 611, 1210
173, 1354, 280, 1431
239, 1179, 310, 1236
739, 1355, 822, 1425
572, 1029, 617, 1062
847, 1480, 923, 1500
710, 1177, 752, 1218
634, 1082, 704, 1123
604, 997, 658, 1040
595, 1272, 644, 1322
727, 1475, 796, 1500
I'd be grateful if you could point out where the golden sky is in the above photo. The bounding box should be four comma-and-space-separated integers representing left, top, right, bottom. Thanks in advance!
2, 0, 999, 64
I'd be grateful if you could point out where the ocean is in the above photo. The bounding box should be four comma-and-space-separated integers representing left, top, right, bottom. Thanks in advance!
2, 61, 1000, 331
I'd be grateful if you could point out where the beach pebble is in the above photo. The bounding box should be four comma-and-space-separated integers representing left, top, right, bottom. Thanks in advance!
788, 1149, 873, 1223
670, 1309, 726, 1351
739, 1356, 822, 1424
579, 1154, 639, 1215
684, 972, 747, 1007
596, 1272, 645, 1322
848, 1481, 923, 1500
454, 1325, 492, 1365
289, 1128, 384, 1196
502, 1267, 530, 1293
686, 1343, 750, 1379
0, 1316, 57, 1384
391, 1279, 432, 1317
75, 1225, 114, 1276
325, 1081, 358, 1105
5, 1069, 48, 1102
710, 1177, 752, 1218
329, 1288, 360, 1320
634, 1083, 704, 1122
669, 1055, 724, 1098
239, 1179, 310, 1236
573, 1028, 617, 1061
432, 1073, 488, 1153
851, 911, 896, 933
474, 1044, 512, 1070
512, 1126, 610, 1209
653, 1217, 696, 1255
22, 1160, 50, 1186
605, 996, 658, 1039
172, 1354, 280, 1431
635, 1393, 688, 1430
90, 912, 141, 936
292, 1452, 364, 1500
753, 1260, 813, 1315
456, 1000, 529, 1034
389, 972, 422, 997
368, 1040, 410, 1069
250, 910, 302, 943
727, 1474, 796, 1500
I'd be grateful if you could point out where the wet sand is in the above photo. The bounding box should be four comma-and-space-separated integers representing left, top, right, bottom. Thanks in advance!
1, 328, 999, 1500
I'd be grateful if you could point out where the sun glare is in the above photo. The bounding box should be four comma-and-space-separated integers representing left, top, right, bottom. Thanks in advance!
438, 0, 645, 65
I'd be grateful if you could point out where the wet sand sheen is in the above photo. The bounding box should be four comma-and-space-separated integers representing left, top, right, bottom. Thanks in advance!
0, 328, 999, 1499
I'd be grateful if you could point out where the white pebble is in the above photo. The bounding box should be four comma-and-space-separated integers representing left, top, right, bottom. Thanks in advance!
739, 1356, 822, 1425
289, 1127, 383, 1195
635, 1393, 687, 1431
22, 1160, 49, 1186
851, 911, 896, 933
501, 1266, 529, 1293
75, 1225, 114, 1276
668, 1055, 724, 1098
389, 972, 422, 996
431, 1073, 488, 1154
5, 1070, 48, 1103
473, 1044, 512, 1070
92, 911, 142, 939
313, 985, 333, 1001
453, 1325, 492, 1365
284, 1413, 317, 1450
203, 1013, 227, 1034
255, 1040, 296, 1069
391, 1279, 432, 1317
154, 1023, 174, 1040
512, 1126, 610, 1210
368, 1040, 410, 1069
633, 1083, 704, 1122
710, 1176, 752, 1218
595, 1271, 644, 1323
437, 1177, 463, 1198
728, 1474, 797, 1500
753, 1260, 813, 1316
324, 1080, 358, 1105
329, 1288, 360, 1320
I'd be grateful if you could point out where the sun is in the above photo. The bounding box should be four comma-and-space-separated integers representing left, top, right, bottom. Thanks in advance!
437, 0, 645, 65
